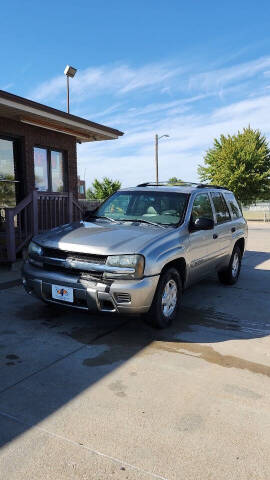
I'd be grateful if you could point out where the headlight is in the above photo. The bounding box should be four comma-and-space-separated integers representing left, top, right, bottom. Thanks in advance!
105, 254, 145, 279
28, 241, 43, 257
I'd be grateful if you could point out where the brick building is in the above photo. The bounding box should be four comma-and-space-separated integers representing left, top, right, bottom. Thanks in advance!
0, 89, 123, 262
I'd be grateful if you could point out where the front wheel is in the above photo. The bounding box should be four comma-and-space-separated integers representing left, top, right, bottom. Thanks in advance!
218, 245, 242, 285
146, 267, 182, 328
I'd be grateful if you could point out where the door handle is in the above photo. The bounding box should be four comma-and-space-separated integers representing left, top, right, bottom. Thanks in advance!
231, 227, 236, 233
213, 234, 218, 239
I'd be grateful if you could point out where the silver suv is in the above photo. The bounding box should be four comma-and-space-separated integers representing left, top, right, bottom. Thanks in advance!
22, 182, 248, 328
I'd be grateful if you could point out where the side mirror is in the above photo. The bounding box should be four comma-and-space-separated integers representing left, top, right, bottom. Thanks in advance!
190, 217, 214, 231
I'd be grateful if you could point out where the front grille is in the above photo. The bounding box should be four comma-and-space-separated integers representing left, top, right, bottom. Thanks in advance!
44, 263, 103, 280
43, 247, 107, 265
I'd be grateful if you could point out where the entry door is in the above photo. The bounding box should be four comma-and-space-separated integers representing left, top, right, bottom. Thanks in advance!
188, 192, 215, 283
0, 137, 21, 208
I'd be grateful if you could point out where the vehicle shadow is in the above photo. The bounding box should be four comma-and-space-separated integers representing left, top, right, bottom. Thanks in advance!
0, 249, 270, 450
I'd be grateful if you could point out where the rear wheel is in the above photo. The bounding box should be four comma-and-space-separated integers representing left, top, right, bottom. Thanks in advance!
146, 267, 182, 328
218, 244, 242, 285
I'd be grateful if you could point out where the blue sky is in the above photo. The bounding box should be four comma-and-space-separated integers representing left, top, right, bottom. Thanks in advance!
2, 0, 270, 187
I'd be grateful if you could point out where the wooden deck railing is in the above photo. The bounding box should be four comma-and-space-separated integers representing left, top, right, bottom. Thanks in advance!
0, 191, 84, 263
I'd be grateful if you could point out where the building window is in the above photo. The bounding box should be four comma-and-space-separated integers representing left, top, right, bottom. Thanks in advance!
51, 151, 64, 192
0, 138, 16, 207
34, 147, 66, 192
34, 147, 48, 192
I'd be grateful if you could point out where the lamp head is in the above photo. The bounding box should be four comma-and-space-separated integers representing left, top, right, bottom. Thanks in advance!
64, 65, 77, 78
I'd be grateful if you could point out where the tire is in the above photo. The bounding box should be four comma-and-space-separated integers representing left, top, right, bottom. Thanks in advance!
146, 267, 182, 329
218, 245, 242, 285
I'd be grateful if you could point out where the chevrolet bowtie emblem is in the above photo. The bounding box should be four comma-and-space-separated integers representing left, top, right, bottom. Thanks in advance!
57, 288, 68, 296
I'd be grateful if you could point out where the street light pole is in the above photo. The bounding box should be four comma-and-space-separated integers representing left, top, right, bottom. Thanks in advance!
155, 133, 170, 184
66, 75, 70, 114
64, 65, 77, 114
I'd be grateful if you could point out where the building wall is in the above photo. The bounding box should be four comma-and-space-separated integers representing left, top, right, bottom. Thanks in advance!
0, 116, 78, 199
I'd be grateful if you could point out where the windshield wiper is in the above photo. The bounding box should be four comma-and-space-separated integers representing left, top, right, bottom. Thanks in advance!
86, 215, 117, 223
119, 218, 165, 228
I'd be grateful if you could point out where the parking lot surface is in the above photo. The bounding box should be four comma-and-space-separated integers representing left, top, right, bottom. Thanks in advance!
0, 223, 270, 480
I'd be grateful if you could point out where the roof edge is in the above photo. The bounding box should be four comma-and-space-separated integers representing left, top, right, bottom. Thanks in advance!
0, 89, 124, 137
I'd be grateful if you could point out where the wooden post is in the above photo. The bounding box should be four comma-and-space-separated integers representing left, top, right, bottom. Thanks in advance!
32, 190, 38, 236
6, 208, 16, 262
68, 192, 73, 223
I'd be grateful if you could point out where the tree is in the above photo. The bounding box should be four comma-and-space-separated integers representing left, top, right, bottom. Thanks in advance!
198, 127, 270, 205
86, 177, 121, 201
168, 177, 183, 184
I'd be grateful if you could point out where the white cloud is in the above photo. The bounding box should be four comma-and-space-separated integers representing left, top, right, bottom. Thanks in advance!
78, 91, 270, 188
30, 62, 183, 103
189, 56, 270, 92
28, 55, 270, 188
31, 76, 65, 102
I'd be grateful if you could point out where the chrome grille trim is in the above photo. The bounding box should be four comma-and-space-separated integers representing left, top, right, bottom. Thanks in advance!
42, 248, 107, 265
41, 255, 135, 275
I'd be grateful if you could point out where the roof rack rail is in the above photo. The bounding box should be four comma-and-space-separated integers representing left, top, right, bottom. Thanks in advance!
136, 181, 229, 190
136, 181, 198, 187
196, 183, 229, 190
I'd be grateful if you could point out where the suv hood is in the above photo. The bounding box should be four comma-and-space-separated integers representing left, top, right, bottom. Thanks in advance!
34, 220, 171, 255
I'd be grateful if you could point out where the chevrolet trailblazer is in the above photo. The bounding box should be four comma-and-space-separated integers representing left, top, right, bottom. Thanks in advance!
22, 182, 247, 328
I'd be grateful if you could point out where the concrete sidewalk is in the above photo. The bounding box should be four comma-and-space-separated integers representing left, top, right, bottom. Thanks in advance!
0, 260, 22, 290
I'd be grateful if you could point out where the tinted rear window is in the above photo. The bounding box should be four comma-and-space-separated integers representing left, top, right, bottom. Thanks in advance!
211, 192, 231, 224
224, 193, 242, 219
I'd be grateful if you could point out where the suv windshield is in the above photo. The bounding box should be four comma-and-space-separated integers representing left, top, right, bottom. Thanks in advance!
92, 190, 189, 226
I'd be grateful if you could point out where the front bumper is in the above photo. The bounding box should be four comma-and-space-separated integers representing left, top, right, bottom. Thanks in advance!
22, 261, 159, 314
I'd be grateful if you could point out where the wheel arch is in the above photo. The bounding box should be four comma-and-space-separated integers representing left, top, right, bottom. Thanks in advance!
160, 257, 187, 287
234, 237, 245, 257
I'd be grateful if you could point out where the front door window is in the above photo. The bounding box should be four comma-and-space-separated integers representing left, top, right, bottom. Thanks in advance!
191, 193, 214, 222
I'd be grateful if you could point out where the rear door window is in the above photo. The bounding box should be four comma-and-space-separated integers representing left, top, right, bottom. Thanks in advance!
223, 193, 242, 219
211, 192, 231, 224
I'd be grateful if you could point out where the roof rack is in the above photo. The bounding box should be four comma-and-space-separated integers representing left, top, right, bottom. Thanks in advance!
196, 183, 230, 191
136, 181, 229, 190
136, 181, 198, 187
